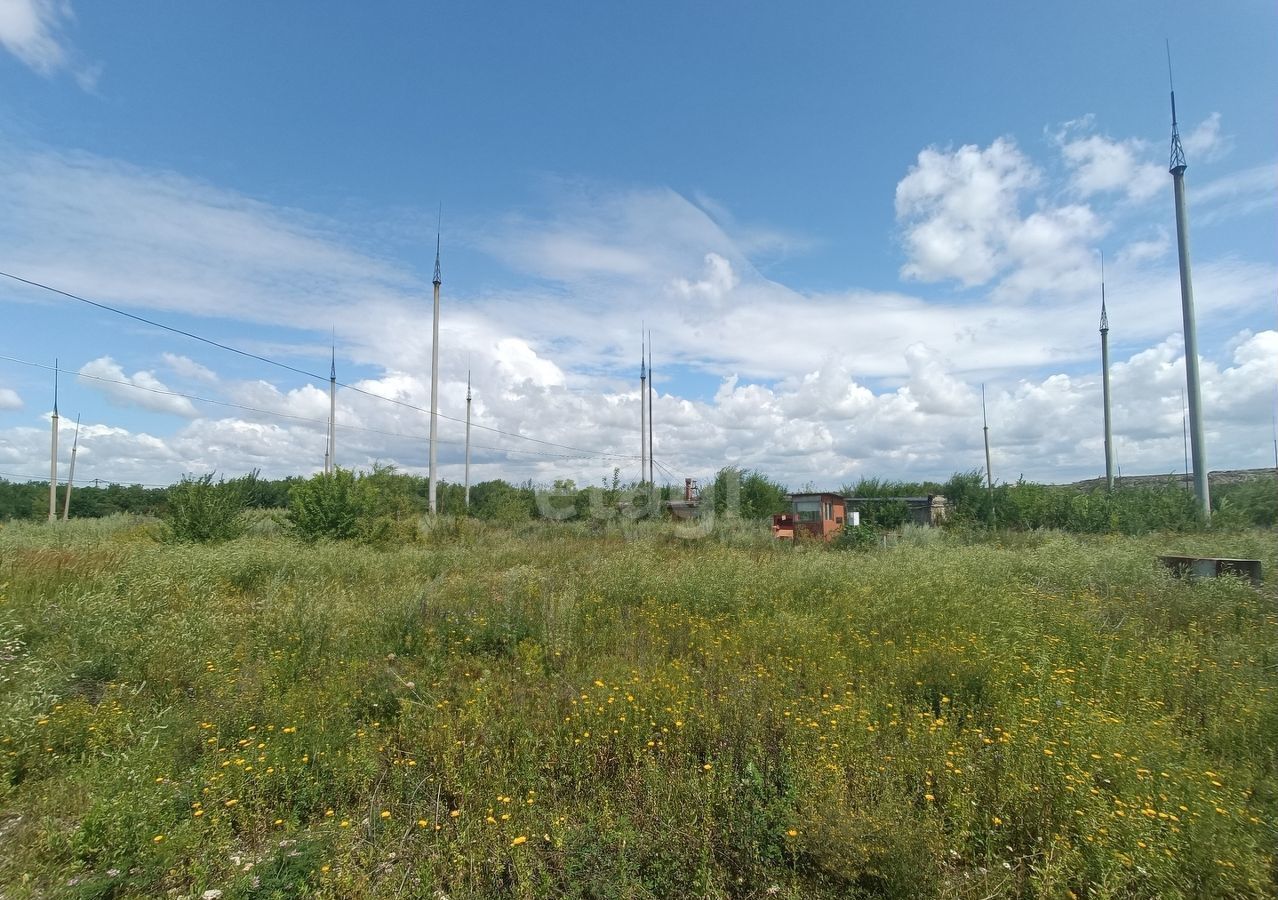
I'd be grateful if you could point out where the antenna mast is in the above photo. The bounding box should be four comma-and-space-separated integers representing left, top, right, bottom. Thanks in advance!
647, 330, 655, 493
326, 334, 336, 475
48, 359, 59, 522
639, 330, 647, 493
1166, 42, 1210, 518
428, 211, 442, 514
464, 369, 472, 511
1181, 389, 1190, 491
1099, 251, 1115, 492
62, 414, 81, 521
981, 384, 994, 522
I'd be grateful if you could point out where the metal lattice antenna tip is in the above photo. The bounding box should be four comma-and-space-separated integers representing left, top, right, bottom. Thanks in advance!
1167, 41, 1187, 173
1099, 249, 1109, 332
432, 204, 442, 286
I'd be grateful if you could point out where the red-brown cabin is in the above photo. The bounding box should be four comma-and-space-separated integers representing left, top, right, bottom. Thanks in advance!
772, 492, 847, 542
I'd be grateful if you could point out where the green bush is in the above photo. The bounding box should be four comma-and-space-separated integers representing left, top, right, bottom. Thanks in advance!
161, 473, 249, 543
286, 465, 424, 545
286, 469, 359, 542
835, 522, 879, 551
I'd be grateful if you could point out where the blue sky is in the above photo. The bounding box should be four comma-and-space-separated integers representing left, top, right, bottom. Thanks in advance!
0, 1, 1274, 489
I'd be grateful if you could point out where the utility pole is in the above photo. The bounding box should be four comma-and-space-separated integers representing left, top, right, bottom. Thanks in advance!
464, 369, 472, 511
428, 219, 441, 515
647, 330, 655, 493
1181, 389, 1190, 490
1166, 44, 1210, 519
326, 336, 336, 474
62, 414, 80, 520
982, 384, 994, 523
639, 332, 647, 491
48, 360, 59, 522
1099, 251, 1115, 492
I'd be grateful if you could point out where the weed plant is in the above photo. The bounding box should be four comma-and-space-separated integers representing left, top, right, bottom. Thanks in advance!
0, 520, 1274, 898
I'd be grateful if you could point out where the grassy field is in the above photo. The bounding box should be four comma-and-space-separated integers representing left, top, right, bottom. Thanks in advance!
1, 518, 1275, 899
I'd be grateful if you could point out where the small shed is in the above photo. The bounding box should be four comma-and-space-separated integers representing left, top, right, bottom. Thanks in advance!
772, 492, 847, 541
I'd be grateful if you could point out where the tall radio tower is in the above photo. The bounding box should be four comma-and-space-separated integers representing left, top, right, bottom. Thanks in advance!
48, 361, 59, 523
647, 330, 654, 491
325, 337, 336, 475
1166, 43, 1210, 519
464, 369, 472, 511
639, 332, 647, 488
63, 414, 81, 521
428, 218, 442, 514
1099, 252, 1115, 492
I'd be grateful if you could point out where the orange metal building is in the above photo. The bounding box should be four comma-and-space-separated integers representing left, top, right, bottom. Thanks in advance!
771, 492, 848, 541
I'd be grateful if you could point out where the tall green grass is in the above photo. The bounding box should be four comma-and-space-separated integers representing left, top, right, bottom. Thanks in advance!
0, 519, 1274, 898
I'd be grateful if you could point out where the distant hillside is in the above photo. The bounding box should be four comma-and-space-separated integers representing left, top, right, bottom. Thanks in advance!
1066, 468, 1277, 492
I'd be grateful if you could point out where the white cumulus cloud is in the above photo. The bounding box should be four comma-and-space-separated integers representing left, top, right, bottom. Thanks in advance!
162, 353, 218, 383
1055, 117, 1163, 203
895, 137, 1040, 286
78, 357, 199, 418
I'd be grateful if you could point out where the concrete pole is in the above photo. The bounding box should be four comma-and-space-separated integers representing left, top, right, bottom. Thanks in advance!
464, 370, 472, 511
429, 234, 441, 514
48, 362, 59, 523
1171, 167, 1209, 519
1099, 262, 1114, 491
1165, 56, 1210, 519
62, 415, 80, 521
640, 337, 647, 490
1101, 323, 1114, 491
982, 384, 994, 524
327, 342, 336, 475
647, 332, 654, 493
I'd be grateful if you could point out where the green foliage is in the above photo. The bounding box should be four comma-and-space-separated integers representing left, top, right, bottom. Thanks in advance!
285, 465, 426, 546
286, 468, 359, 541
161, 473, 251, 543
1212, 476, 1278, 528
705, 466, 788, 520
835, 521, 879, 551
471, 478, 536, 524
349, 463, 425, 545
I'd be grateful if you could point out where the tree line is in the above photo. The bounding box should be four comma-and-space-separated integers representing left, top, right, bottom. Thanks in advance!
1, 465, 1272, 534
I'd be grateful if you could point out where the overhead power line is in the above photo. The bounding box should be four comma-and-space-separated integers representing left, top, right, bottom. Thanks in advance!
0, 267, 639, 465
1, 269, 642, 461
0, 468, 170, 488
0, 355, 636, 463
0, 270, 324, 382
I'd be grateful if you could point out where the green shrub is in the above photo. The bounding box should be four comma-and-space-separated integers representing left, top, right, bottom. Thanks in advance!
161, 473, 249, 543
286, 469, 358, 541
286, 465, 424, 545
835, 522, 879, 551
